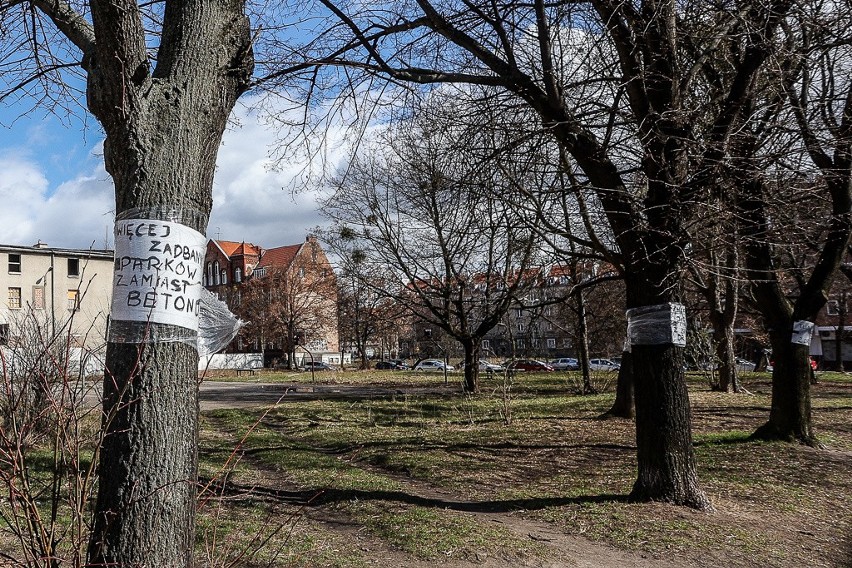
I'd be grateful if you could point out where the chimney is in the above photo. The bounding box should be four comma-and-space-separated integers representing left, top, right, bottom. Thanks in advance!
33, 240, 48, 249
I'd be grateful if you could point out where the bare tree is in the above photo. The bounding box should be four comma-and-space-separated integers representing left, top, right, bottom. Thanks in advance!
728, 3, 852, 445
1, 1, 253, 564
278, 0, 804, 509
321, 100, 544, 392
237, 255, 337, 369
337, 265, 408, 369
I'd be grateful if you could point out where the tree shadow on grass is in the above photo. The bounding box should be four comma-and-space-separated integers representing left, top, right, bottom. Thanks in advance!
202, 478, 629, 513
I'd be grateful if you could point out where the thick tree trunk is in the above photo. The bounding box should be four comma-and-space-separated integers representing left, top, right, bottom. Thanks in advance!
630, 343, 709, 509
751, 329, 817, 445
600, 349, 633, 419
462, 339, 480, 393
624, 274, 710, 510
84, 3, 253, 565
91, 343, 199, 565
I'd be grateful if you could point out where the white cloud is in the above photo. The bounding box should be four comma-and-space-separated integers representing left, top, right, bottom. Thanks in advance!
0, 151, 113, 249
209, 101, 341, 248
0, 98, 348, 251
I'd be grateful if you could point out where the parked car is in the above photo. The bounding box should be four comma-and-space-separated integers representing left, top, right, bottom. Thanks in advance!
766, 357, 816, 371
375, 360, 406, 370
303, 361, 333, 371
588, 358, 620, 371
473, 359, 504, 372
735, 358, 756, 372
506, 359, 554, 372
389, 359, 410, 370
551, 357, 579, 371
414, 359, 455, 372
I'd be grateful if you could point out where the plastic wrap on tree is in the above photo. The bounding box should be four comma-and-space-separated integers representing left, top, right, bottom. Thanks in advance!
197, 289, 244, 356
626, 303, 687, 347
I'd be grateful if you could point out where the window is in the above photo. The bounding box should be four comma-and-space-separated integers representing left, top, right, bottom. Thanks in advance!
514, 338, 525, 350
547, 338, 556, 349
517, 323, 525, 332
827, 300, 844, 316
67, 289, 79, 311
67, 258, 80, 277
299, 267, 306, 278
235, 267, 242, 283
206, 262, 213, 285
8, 253, 21, 273
32, 286, 45, 310
221, 270, 227, 285
8, 287, 21, 309
213, 261, 220, 285
481, 339, 490, 350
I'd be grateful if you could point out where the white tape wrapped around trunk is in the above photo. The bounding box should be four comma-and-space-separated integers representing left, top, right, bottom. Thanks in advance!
791, 320, 815, 346
107, 208, 242, 354
626, 303, 687, 347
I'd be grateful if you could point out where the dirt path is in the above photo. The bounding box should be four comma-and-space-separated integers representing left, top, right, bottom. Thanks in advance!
329, 467, 695, 568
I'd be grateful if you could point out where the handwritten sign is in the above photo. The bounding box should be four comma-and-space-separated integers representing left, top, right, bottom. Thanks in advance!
110, 219, 207, 332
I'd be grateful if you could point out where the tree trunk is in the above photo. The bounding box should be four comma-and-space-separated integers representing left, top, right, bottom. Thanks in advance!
834, 291, 846, 372
752, 329, 817, 445
462, 339, 480, 393
85, 3, 253, 565
711, 313, 739, 393
91, 344, 199, 565
624, 273, 710, 510
600, 349, 634, 419
576, 289, 594, 394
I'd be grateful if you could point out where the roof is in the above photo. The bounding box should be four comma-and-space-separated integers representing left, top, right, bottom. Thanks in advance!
257, 244, 302, 270
214, 240, 261, 258
0, 243, 113, 260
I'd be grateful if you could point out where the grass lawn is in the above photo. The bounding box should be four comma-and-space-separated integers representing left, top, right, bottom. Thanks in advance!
195, 369, 852, 567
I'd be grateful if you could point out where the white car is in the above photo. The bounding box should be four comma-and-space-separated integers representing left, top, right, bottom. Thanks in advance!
478, 360, 504, 372
589, 358, 620, 371
414, 359, 455, 372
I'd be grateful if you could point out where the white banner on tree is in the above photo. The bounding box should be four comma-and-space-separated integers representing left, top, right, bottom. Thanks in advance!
110, 219, 207, 332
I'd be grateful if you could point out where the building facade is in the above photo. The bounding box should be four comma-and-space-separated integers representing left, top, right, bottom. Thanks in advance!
0, 242, 114, 371
204, 236, 341, 367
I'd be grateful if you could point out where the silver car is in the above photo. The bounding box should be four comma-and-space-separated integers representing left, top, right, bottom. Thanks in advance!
414, 359, 455, 372
551, 358, 579, 370
589, 358, 620, 371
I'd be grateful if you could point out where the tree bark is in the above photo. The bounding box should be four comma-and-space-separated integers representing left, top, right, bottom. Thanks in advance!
751, 329, 816, 445
600, 349, 634, 419
624, 274, 710, 510
575, 288, 595, 394
462, 338, 480, 393
710, 311, 739, 393
84, 2, 253, 565
630, 343, 709, 509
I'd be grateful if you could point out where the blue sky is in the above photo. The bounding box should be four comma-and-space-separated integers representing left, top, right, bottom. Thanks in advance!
0, 96, 333, 251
